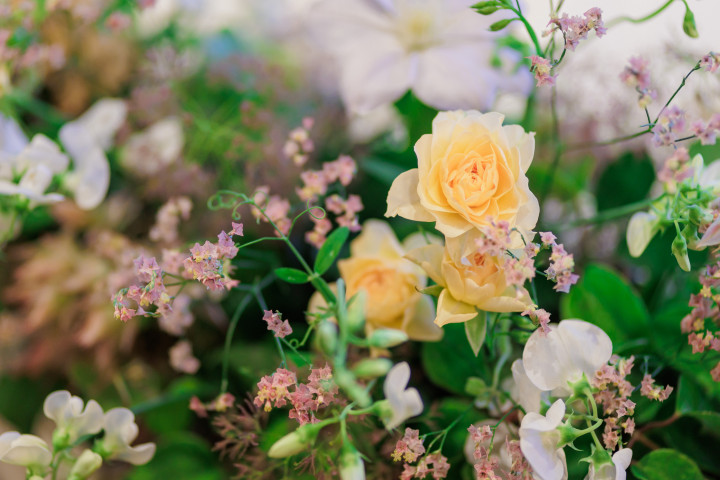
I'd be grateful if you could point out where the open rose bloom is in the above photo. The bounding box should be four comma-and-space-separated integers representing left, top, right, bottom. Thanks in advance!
386, 110, 539, 243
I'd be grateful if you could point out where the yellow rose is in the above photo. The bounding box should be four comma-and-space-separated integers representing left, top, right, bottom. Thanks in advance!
308, 220, 442, 342
386, 110, 538, 242
405, 241, 530, 327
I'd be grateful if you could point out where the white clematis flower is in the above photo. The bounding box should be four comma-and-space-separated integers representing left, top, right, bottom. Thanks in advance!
312, 0, 531, 113
519, 399, 568, 480
98, 408, 156, 465
522, 319, 613, 394
44, 390, 104, 448
585, 448, 632, 480
381, 361, 424, 430
0, 432, 52, 474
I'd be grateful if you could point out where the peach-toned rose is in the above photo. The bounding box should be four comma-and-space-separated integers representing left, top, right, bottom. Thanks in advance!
308, 220, 442, 342
405, 241, 530, 327
386, 110, 538, 243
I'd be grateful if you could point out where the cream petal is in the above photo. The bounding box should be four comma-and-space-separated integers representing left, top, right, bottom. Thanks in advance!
415, 133, 433, 181
700, 160, 720, 191
522, 325, 577, 391
479, 294, 529, 313
72, 147, 110, 210
502, 125, 535, 173
627, 212, 658, 256
43, 390, 72, 423
1, 434, 52, 469
435, 289, 477, 327
386, 169, 434, 222
405, 243, 445, 287
511, 360, 543, 414
403, 295, 443, 341
104, 408, 139, 445
0, 431, 20, 458
350, 219, 404, 259
114, 442, 156, 466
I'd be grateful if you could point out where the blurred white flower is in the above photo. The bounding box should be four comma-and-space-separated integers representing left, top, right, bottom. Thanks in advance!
98, 408, 156, 465
0, 165, 65, 207
312, 0, 531, 113
14, 134, 69, 175
522, 319, 613, 394
699, 158, 720, 193
626, 212, 658, 257
121, 117, 184, 176
0, 115, 28, 171
519, 399, 568, 480
585, 448, 632, 480
381, 361, 423, 430
0, 432, 52, 475
43, 390, 104, 448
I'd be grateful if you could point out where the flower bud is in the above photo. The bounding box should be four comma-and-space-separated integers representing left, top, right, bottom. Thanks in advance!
352, 358, 392, 379
268, 422, 323, 458
367, 328, 408, 348
672, 234, 691, 271
339, 442, 365, 480
346, 290, 367, 333
682, 5, 699, 38
626, 212, 657, 257
316, 320, 338, 355
69, 450, 103, 480
682, 223, 702, 251
334, 368, 371, 407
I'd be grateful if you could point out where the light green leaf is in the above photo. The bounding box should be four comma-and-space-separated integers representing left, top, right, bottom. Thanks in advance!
632, 449, 704, 480
465, 311, 487, 357
313, 227, 349, 275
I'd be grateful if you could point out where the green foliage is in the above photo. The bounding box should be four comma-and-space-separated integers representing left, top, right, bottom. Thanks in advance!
275, 267, 310, 284
314, 227, 349, 275
560, 264, 650, 346
632, 449, 704, 480
422, 323, 490, 394
0, 376, 45, 433
127, 433, 226, 480
596, 153, 655, 212
464, 311, 487, 357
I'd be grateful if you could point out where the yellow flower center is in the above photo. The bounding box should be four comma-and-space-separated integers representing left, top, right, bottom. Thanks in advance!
396, 8, 437, 51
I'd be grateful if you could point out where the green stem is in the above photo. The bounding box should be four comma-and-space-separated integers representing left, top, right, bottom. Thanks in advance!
607, 0, 675, 27
653, 62, 701, 124
508, 5, 543, 56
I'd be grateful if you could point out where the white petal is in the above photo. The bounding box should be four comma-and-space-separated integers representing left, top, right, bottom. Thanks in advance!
0, 431, 20, 458
0, 114, 28, 155
697, 216, 720, 249
72, 148, 110, 210
627, 212, 658, 257
557, 320, 613, 382
612, 449, 633, 480
74, 98, 127, 151
511, 360, 543, 414
114, 442, 156, 465
1, 434, 52, 469
522, 325, 577, 391
43, 390, 72, 423
104, 408, 139, 445
700, 160, 720, 192
18, 165, 53, 195
15, 134, 69, 175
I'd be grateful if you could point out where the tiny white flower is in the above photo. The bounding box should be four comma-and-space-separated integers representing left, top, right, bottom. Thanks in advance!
382, 361, 423, 430
626, 212, 658, 257
519, 399, 568, 480
0, 432, 52, 474
522, 319, 613, 394
43, 390, 104, 448
585, 448, 632, 480
99, 408, 156, 465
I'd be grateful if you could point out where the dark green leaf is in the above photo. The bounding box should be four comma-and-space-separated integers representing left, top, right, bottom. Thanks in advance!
465, 311, 487, 357
314, 227, 349, 274
274, 267, 310, 284
596, 153, 655, 212
560, 264, 649, 346
632, 449, 704, 480
489, 18, 514, 31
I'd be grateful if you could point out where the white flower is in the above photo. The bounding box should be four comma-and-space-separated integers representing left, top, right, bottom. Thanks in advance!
43, 390, 104, 447
339, 442, 366, 480
519, 399, 568, 480
69, 449, 103, 480
626, 212, 658, 257
14, 134, 69, 175
121, 117, 184, 176
0, 165, 65, 206
0, 114, 28, 174
382, 361, 423, 430
312, 0, 531, 113
511, 359, 545, 414
522, 320, 613, 394
585, 448, 632, 480
0, 432, 52, 474
99, 408, 156, 465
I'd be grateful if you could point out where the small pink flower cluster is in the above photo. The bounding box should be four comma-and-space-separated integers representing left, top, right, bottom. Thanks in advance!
682, 261, 720, 381
283, 117, 315, 166
521, 307, 551, 335
620, 56, 657, 108
592, 356, 637, 450
112, 255, 171, 322
656, 147, 695, 184
467, 424, 533, 480
183, 224, 243, 290
251, 187, 293, 235
527, 56, 555, 87
189, 393, 236, 418
253, 365, 340, 425
546, 243, 579, 293
392, 428, 425, 463
169, 339, 200, 374
297, 155, 357, 202
652, 106, 720, 147
262, 310, 293, 338
547, 7, 606, 51
399, 451, 450, 480
700, 52, 720, 73
149, 196, 193, 245
639, 374, 674, 401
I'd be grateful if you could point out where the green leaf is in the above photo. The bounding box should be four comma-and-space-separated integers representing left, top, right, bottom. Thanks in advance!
314, 227, 349, 275
127, 432, 225, 480
274, 267, 310, 284
359, 156, 406, 186
465, 377, 488, 396
676, 375, 720, 435
596, 153, 655, 212
489, 18, 514, 31
632, 449, 704, 480
422, 323, 490, 394
417, 284, 444, 297
682, 5, 699, 38
560, 264, 650, 346
465, 311, 487, 357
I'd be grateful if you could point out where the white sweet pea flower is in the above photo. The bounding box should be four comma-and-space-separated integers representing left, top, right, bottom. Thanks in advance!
698, 216, 720, 249
43, 390, 104, 448
381, 362, 423, 430
626, 212, 658, 257
0, 165, 65, 206
98, 408, 156, 465
519, 399, 568, 480
312, 0, 531, 113
14, 134, 69, 175
522, 320, 613, 394
511, 359, 545, 414
0, 432, 52, 475
68, 449, 103, 480
585, 448, 632, 480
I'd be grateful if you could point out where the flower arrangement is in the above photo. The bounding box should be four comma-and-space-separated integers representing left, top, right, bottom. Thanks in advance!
1, 1, 720, 479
